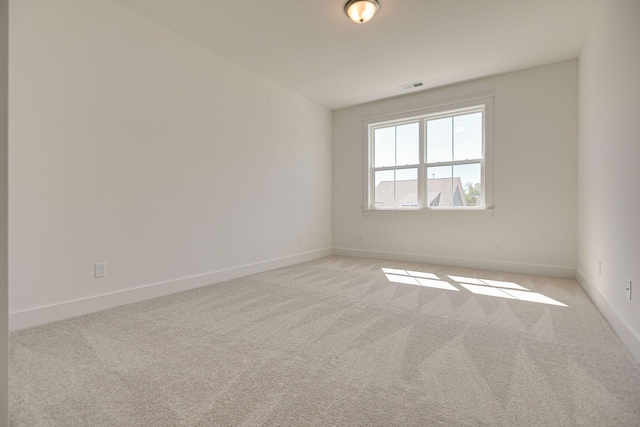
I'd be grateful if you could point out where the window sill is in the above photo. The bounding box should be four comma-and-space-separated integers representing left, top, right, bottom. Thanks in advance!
362, 208, 494, 217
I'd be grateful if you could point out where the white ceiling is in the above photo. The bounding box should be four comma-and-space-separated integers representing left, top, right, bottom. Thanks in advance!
111, 0, 596, 110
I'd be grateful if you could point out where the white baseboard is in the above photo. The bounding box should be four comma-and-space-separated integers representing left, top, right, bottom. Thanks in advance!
575, 269, 640, 364
9, 248, 332, 331
332, 247, 575, 278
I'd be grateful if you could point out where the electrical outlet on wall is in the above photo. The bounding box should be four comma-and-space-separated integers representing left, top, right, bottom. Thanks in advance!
95, 262, 106, 278
298, 237, 302, 246
627, 281, 632, 300
357, 234, 363, 243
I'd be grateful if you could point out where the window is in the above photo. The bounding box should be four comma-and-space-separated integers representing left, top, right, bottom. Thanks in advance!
365, 97, 492, 211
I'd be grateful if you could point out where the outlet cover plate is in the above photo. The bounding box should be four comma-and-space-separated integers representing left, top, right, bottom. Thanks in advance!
95, 262, 106, 278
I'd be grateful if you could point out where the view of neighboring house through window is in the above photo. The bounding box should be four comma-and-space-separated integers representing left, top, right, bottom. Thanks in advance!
367, 98, 492, 210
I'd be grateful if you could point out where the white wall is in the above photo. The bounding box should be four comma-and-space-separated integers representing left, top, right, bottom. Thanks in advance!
9, 0, 332, 329
577, 0, 640, 361
0, 0, 8, 422
333, 61, 578, 277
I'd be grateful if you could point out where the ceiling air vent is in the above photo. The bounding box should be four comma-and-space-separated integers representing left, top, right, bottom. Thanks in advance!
400, 81, 425, 90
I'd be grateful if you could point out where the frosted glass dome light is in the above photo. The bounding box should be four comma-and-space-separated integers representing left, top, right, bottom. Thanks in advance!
344, 0, 380, 24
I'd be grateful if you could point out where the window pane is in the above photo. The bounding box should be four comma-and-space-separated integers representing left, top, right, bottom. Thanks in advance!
453, 163, 482, 207
427, 165, 452, 180
426, 165, 452, 207
374, 127, 395, 167
453, 113, 482, 161
426, 117, 452, 163
374, 170, 394, 207
396, 123, 419, 166
395, 168, 417, 207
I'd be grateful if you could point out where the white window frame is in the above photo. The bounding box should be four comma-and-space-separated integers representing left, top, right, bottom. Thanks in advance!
363, 96, 493, 214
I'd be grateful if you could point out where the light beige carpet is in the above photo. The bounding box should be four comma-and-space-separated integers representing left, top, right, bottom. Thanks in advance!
10, 255, 640, 426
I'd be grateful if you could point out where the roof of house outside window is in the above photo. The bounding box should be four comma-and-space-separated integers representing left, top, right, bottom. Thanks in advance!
374, 178, 467, 207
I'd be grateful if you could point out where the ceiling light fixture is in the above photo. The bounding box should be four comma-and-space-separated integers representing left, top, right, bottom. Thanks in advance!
344, 0, 380, 24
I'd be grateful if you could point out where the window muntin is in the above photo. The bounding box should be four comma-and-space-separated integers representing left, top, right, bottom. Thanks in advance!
367, 100, 491, 210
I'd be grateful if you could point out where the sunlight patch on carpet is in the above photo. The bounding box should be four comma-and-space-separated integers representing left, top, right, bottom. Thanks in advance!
450, 276, 567, 307
382, 268, 459, 291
